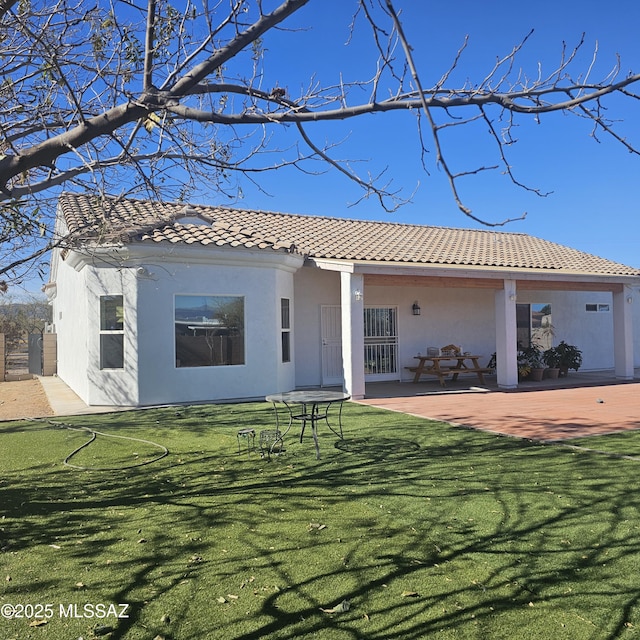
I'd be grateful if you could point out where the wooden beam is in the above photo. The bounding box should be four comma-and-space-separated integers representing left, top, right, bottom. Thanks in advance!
363, 273, 624, 293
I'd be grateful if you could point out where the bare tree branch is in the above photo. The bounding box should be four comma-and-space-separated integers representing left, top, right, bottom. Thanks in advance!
295, 122, 407, 211
0, 0, 638, 285
0, 0, 18, 21
143, 0, 157, 92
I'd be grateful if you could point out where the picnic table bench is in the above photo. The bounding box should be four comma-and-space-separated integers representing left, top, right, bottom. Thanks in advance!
406, 354, 492, 387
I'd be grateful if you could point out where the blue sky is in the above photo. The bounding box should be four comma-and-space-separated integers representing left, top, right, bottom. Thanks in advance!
209, 0, 639, 269
18, 0, 638, 301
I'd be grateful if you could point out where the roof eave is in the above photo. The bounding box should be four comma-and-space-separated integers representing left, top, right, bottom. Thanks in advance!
310, 257, 640, 285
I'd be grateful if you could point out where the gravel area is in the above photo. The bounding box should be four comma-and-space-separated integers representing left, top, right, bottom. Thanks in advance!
0, 378, 54, 421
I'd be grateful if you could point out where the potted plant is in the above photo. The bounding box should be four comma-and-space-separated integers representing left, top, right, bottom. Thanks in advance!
518, 345, 545, 381
517, 361, 532, 380
542, 346, 561, 379
489, 351, 532, 380
554, 341, 583, 377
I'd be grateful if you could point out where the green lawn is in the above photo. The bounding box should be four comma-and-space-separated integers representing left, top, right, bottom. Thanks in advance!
1, 401, 640, 639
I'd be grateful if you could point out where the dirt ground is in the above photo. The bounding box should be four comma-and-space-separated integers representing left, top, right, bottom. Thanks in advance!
0, 378, 53, 421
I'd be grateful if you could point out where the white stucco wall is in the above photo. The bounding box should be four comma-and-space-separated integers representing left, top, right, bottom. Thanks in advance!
85, 266, 140, 406
291, 266, 636, 388
50, 253, 92, 403
388, 287, 625, 375
293, 267, 341, 387
50, 243, 302, 406
521, 290, 616, 370
51, 243, 640, 407
51, 255, 140, 406
134, 254, 299, 404
292, 269, 501, 385
365, 283, 497, 378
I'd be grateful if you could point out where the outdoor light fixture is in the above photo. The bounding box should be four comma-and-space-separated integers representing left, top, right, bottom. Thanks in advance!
354, 289, 363, 301
509, 293, 517, 302
136, 266, 152, 277
627, 296, 633, 304
412, 301, 421, 316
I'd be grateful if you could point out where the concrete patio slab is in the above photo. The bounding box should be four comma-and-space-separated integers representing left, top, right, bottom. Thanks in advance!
36, 375, 132, 416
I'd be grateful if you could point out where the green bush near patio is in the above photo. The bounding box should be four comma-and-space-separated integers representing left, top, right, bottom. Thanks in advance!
1, 402, 640, 639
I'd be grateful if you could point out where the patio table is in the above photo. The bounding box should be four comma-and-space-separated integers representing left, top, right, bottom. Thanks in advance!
265, 390, 349, 459
407, 355, 492, 387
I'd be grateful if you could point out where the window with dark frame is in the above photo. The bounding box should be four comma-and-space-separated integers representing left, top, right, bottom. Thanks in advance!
586, 303, 610, 312
99, 295, 124, 369
516, 303, 553, 349
281, 298, 291, 363
174, 295, 245, 367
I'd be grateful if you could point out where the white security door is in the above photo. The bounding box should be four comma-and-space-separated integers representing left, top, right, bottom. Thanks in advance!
321, 305, 343, 386
364, 307, 399, 381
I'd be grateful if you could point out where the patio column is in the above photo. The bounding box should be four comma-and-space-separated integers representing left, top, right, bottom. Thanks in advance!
613, 285, 634, 380
495, 280, 518, 389
340, 271, 365, 399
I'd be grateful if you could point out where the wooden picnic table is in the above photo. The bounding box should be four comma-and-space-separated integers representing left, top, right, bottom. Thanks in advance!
406, 354, 492, 387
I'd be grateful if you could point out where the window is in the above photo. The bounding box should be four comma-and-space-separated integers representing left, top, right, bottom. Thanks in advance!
175, 295, 245, 367
281, 298, 291, 363
517, 303, 552, 349
100, 295, 124, 369
586, 303, 610, 312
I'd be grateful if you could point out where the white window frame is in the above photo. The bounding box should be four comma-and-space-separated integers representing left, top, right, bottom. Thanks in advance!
99, 295, 124, 370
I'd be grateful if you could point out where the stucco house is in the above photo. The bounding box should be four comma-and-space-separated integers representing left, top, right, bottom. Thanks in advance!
45, 193, 640, 407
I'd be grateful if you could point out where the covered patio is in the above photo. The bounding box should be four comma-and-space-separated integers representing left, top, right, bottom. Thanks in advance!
328, 264, 639, 399
358, 368, 640, 442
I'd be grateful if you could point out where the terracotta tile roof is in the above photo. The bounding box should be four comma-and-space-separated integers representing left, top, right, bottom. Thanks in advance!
57, 193, 640, 277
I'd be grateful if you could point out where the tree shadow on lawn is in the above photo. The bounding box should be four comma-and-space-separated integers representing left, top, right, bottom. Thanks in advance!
2, 406, 640, 638
231, 440, 640, 640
